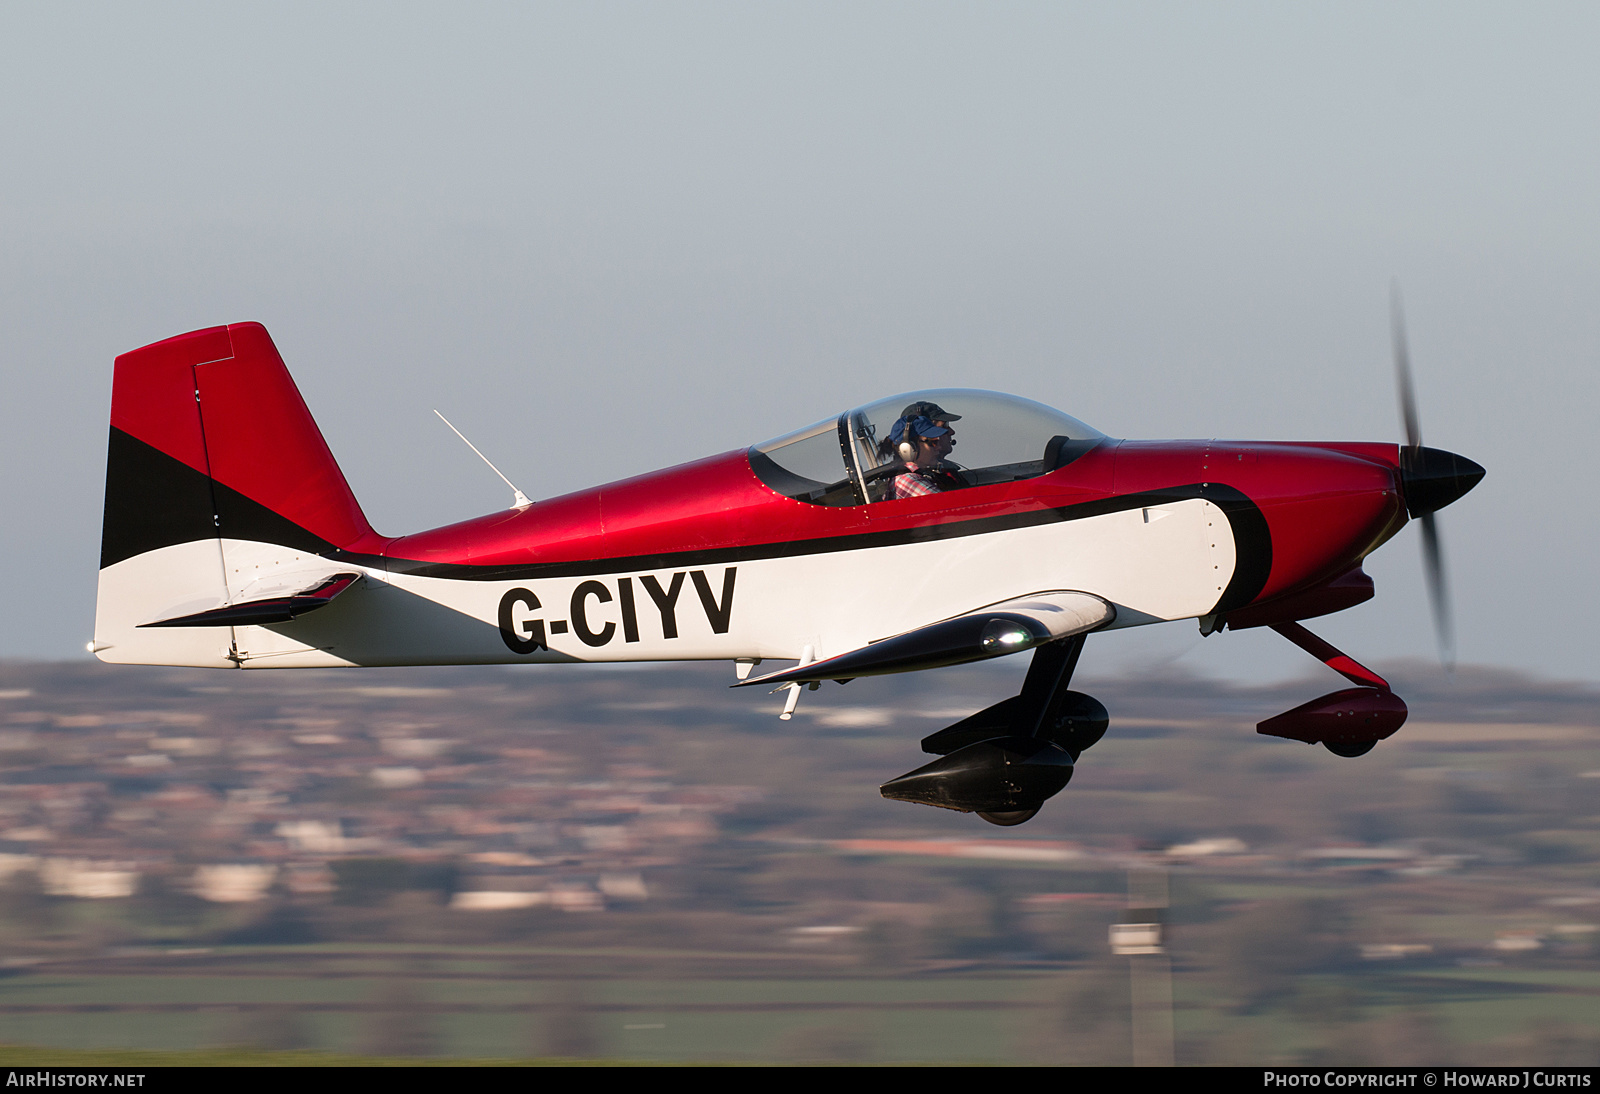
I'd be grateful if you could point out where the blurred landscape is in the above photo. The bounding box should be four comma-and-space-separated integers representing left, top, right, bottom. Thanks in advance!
0, 654, 1595, 1065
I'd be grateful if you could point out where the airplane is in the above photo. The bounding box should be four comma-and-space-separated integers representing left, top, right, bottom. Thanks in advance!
92, 314, 1483, 826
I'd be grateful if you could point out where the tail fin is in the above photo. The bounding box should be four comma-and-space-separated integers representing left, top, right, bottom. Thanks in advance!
95, 323, 384, 666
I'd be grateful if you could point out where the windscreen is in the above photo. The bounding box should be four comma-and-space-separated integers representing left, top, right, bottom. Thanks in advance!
747, 416, 860, 506
749, 391, 1103, 506
845, 390, 1103, 502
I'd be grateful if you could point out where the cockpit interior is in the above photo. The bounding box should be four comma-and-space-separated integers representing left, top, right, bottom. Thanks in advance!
749, 389, 1105, 506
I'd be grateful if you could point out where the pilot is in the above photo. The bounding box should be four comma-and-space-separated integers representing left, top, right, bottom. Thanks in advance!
882, 400, 966, 499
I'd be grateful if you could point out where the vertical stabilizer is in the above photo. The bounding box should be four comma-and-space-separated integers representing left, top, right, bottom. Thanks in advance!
95, 323, 383, 666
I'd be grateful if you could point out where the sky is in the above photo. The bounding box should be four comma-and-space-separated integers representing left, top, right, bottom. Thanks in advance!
2, 2, 1596, 686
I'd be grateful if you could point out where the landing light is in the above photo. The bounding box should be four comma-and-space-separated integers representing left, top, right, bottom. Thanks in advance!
980, 622, 1031, 651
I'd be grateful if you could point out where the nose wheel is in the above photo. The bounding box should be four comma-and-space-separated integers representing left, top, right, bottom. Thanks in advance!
1257, 623, 1408, 757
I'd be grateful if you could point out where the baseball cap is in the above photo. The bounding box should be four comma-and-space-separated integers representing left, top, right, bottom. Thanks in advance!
900, 401, 961, 422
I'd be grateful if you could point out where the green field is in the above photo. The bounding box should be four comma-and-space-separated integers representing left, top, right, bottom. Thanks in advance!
0, 945, 1591, 1064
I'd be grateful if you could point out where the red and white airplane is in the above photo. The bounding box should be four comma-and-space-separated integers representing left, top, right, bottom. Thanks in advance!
92, 319, 1482, 825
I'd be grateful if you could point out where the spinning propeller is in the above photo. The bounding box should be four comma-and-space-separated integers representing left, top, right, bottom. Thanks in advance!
1390, 286, 1485, 668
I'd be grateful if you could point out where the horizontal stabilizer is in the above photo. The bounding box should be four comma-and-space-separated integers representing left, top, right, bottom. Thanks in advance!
140, 573, 361, 629
734, 591, 1113, 688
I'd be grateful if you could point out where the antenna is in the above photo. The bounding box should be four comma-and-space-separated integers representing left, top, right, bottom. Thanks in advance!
432, 410, 532, 510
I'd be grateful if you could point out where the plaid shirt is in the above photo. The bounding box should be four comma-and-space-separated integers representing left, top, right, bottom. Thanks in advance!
893, 464, 944, 499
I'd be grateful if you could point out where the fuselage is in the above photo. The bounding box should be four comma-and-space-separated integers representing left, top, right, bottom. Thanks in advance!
200, 434, 1407, 669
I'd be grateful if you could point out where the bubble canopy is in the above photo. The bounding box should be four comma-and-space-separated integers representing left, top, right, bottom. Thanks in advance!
749, 389, 1106, 506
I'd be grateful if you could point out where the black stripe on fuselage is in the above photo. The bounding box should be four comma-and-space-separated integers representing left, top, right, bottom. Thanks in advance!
383, 483, 1274, 613
1210, 490, 1272, 614
101, 438, 1273, 616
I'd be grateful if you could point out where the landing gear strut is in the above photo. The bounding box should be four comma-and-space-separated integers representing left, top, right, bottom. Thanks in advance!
1256, 622, 1407, 756
880, 634, 1108, 825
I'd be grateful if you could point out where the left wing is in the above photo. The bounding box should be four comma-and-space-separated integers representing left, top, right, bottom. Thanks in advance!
734, 590, 1114, 688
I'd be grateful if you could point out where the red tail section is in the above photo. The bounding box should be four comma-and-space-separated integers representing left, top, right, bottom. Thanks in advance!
109, 326, 226, 479
193, 323, 376, 550
108, 323, 382, 556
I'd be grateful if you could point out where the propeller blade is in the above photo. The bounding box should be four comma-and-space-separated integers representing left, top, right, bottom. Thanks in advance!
1392, 284, 1458, 670
1419, 511, 1455, 669
1391, 284, 1422, 451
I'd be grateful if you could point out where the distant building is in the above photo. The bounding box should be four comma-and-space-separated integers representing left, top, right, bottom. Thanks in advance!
192, 864, 277, 903
40, 859, 138, 899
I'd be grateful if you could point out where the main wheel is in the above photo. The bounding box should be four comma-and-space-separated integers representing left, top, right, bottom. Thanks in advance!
1324, 740, 1377, 758
976, 808, 1040, 826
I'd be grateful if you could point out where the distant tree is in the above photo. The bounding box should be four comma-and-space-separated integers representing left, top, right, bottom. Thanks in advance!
129, 872, 208, 936
1473, 1022, 1600, 1067
219, 1007, 314, 1051
776, 1022, 873, 1063
362, 979, 436, 1058
332, 858, 410, 906
1209, 898, 1351, 1012
215, 899, 317, 945
1022, 958, 1131, 1066
1181, 1021, 1267, 1067
408, 860, 460, 903
1303, 1008, 1452, 1067
858, 919, 914, 970
540, 981, 601, 1059
0, 871, 56, 936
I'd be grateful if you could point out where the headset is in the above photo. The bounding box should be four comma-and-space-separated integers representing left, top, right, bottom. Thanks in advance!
892, 415, 949, 463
